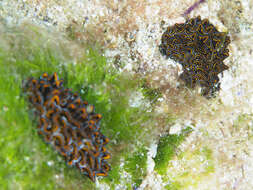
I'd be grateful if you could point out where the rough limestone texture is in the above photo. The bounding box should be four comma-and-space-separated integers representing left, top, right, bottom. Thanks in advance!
1, 0, 253, 190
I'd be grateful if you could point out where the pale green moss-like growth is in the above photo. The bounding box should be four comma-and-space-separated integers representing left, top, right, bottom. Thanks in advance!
164, 144, 215, 190
141, 79, 162, 105
124, 147, 148, 188
165, 181, 183, 190
154, 127, 193, 175
201, 147, 214, 174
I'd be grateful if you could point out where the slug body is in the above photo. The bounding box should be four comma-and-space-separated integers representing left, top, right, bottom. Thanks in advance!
25, 73, 110, 181
160, 16, 230, 97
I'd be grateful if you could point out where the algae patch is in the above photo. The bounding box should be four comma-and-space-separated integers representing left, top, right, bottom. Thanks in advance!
0, 23, 159, 189
154, 127, 193, 175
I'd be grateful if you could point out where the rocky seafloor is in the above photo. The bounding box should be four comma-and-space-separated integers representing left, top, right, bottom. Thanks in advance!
0, 0, 253, 190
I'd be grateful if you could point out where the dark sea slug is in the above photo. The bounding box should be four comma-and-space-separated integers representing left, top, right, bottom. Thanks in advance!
24, 73, 110, 181
159, 16, 230, 97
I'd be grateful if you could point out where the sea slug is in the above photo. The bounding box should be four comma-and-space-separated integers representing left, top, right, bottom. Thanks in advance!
24, 73, 110, 181
159, 16, 230, 97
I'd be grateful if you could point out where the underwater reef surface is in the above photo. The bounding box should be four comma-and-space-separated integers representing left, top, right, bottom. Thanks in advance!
1, 0, 253, 190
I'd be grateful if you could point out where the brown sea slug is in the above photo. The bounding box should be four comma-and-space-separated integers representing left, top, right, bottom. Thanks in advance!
159, 16, 230, 97
24, 73, 110, 181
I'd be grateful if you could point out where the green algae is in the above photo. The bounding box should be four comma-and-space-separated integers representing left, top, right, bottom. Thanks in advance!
165, 181, 183, 190
124, 147, 148, 188
102, 147, 148, 189
201, 147, 215, 174
154, 127, 193, 175
0, 26, 96, 190
164, 144, 215, 190
0, 23, 159, 189
141, 79, 162, 105
233, 114, 253, 131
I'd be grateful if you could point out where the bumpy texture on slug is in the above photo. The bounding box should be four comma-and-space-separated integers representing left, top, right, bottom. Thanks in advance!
160, 16, 230, 97
24, 73, 110, 181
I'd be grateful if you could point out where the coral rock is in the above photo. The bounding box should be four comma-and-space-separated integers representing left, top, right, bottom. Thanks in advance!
159, 16, 230, 97
24, 72, 110, 181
